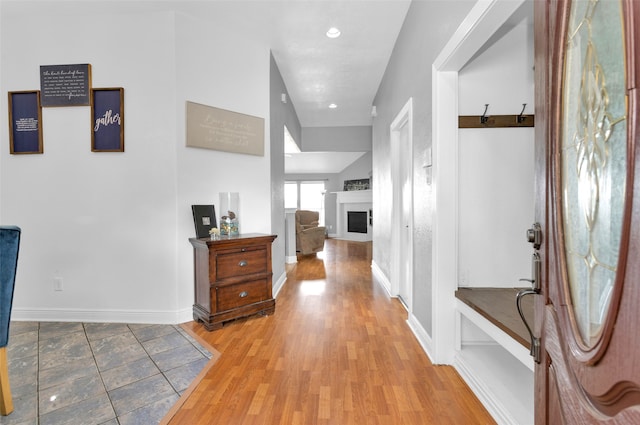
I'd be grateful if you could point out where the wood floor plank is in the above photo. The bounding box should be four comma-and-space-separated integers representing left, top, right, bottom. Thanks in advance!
165, 239, 496, 425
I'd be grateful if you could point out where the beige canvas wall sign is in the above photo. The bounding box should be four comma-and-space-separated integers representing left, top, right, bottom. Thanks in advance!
186, 101, 264, 156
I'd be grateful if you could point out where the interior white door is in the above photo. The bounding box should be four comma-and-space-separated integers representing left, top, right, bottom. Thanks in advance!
391, 98, 414, 310
399, 121, 412, 308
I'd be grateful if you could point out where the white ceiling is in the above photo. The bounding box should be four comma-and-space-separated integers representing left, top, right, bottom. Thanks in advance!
268, 0, 411, 174
269, 0, 412, 128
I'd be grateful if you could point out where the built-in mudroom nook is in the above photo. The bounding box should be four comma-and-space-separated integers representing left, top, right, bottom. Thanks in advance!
431, 2, 536, 424
455, 9, 535, 425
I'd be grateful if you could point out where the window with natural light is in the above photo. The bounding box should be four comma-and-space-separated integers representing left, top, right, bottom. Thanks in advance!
285, 180, 326, 226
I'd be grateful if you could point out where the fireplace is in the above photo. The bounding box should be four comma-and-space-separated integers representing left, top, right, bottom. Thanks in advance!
347, 211, 368, 233
334, 190, 372, 242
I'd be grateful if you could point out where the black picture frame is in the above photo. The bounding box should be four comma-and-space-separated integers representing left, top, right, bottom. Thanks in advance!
8, 91, 43, 154
343, 178, 370, 191
40, 64, 92, 107
192, 205, 218, 238
92, 87, 124, 152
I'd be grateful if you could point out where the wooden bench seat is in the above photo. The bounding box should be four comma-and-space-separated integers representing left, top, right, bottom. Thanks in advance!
455, 287, 534, 349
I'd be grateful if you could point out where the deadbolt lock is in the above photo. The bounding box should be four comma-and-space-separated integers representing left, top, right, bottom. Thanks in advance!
526, 223, 542, 250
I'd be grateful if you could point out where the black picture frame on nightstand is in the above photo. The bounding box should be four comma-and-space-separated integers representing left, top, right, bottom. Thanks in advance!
192, 205, 218, 238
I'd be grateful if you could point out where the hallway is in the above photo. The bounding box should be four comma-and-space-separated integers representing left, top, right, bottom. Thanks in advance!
168, 238, 495, 424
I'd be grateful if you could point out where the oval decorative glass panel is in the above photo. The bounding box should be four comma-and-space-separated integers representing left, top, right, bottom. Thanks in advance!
561, 0, 627, 347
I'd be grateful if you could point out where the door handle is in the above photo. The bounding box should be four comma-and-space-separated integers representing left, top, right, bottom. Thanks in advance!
526, 252, 541, 292
516, 287, 540, 364
517, 227, 542, 364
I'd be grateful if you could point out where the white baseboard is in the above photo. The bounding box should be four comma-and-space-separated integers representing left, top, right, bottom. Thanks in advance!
370, 262, 438, 369
176, 307, 195, 324
370, 260, 391, 296
407, 313, 434, 363
285, 255, 297, 264
11, 307, 189, 324
272, 271, 287, 298
453, 353, 519, 425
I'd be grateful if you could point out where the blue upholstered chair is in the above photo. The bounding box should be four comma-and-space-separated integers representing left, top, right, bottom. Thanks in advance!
0, 226, 20, 416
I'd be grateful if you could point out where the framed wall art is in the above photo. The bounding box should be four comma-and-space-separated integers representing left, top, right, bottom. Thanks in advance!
343, 178, 370, 191
91, 87, 124, 152
186, 101, 264, 156
40, 63, 92, 107
8, 90, 43, 154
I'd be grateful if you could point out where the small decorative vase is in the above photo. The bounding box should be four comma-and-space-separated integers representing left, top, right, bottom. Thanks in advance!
220, 217, 239, 236
219, 192, 240, 236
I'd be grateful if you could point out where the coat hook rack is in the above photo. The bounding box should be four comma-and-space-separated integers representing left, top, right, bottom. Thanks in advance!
458, 103, 535, 128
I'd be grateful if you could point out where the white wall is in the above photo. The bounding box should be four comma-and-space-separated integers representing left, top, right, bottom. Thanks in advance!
174, 12, 272, 319
301, 126, 371, 152
1, 3, 273, 323
457, 21, 535, 288
270, 53, 302, 286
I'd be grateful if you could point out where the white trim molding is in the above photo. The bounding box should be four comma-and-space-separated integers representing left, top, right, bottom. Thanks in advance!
407, 313, 434, 363
431, 0, 528, 366
272, 270, 287, 298
371, 260, 391, 297
12, 307, 191, 325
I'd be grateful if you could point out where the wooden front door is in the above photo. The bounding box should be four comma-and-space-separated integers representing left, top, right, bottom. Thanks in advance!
534, 0, 640, 423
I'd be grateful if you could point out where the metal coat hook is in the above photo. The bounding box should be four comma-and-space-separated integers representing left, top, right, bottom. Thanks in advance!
480, 104, 489, 124
517, 103, 527, 123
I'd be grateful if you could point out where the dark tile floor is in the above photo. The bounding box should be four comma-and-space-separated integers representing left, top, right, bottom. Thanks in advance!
1, 321, 213, 425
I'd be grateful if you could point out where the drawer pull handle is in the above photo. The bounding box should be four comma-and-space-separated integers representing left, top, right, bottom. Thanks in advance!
241, 248, 246, 252
239, 291, 248, 298
238, 260, 248, 267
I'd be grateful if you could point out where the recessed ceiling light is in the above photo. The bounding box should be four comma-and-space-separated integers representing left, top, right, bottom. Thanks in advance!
326, 27, 341, 38
329, 103, 338, 109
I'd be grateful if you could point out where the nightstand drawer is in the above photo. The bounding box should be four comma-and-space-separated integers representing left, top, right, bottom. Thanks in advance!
216, 247, 267, 279
216, 279, 268, 311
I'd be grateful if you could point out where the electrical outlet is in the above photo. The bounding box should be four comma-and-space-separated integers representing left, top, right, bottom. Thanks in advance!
53, 277, 63, 291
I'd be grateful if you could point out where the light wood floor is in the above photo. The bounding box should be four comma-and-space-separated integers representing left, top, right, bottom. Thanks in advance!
164, 239, 496, 425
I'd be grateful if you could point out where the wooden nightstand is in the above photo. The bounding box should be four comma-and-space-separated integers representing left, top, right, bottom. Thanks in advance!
189, 233, 277, 330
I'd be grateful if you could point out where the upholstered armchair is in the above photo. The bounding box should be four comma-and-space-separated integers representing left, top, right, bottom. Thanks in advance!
295, 210, 326, 255
0, 226, 20, 416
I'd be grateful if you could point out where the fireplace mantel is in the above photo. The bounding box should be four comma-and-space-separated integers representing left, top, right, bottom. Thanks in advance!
334, 190, 372, 204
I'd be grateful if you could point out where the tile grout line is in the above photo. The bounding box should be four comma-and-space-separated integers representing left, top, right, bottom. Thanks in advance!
37, 322, 40, 425
127, 324, 182, 399
83, 323, 118, 424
